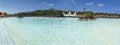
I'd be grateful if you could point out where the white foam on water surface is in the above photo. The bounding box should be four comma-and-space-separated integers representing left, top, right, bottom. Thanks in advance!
0, 18, 14, 45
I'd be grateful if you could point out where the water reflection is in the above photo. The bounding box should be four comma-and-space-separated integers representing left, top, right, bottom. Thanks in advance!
79, 17, 97, 21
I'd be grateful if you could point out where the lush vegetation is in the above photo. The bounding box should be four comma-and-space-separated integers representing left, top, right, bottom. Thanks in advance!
14, 8, 120, 18
14, 8, 87, 17
15, 9, 64, 17
83, 11, 94, 18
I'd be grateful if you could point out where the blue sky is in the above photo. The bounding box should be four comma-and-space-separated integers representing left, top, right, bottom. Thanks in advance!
0, 0, 120, 14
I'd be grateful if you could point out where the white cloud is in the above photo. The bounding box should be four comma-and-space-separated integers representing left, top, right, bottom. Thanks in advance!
42, 2, 47, 4
85, 2, 105, 7
86, 2, 94, 6
41, 2, 54, 7
48, 4, 54, 6
97, 4, 105, 6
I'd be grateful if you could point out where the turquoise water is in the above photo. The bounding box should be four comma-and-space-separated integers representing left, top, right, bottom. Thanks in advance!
1, 17, 120, 45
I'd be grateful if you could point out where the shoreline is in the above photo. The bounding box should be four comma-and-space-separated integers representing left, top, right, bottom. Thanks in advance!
0, 15, 120, 19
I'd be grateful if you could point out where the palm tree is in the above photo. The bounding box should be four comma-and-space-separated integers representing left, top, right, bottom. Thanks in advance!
83, 8, 87, 12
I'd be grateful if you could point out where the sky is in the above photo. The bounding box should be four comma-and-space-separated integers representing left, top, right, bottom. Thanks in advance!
0, 0, 120, 14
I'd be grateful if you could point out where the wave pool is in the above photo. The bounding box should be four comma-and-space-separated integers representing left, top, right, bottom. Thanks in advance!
1, 17, 120, 45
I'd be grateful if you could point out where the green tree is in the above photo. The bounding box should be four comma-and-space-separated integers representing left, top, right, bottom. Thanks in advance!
83, 11, 94, 19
